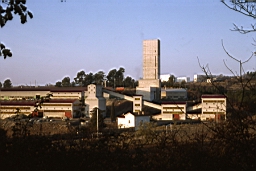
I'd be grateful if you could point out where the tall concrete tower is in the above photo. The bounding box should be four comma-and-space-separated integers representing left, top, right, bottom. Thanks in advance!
143, 39, 160, 80
136, 39, 161, 101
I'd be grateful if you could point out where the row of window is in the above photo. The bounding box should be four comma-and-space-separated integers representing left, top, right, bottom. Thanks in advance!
163, 111, 184, 114
163, 107, 185, 110
44, 110, 71, 112
203, 112, 225, 114
54, 92, 80, 94
203, 100, 225, 103
42, 104, 72, 106
0, 107, 31, 110
1, 112, 31, 114
52, 96, 80, 98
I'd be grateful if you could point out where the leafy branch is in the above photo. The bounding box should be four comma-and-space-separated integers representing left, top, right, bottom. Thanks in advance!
0, 0, 33, 59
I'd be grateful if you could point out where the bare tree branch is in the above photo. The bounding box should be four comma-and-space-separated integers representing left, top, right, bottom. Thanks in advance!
222, 0, 256, 33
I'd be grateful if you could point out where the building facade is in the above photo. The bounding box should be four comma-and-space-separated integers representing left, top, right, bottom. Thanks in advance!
201, 94, 226, 121
85, 84, 106, 118
133, 95, 143, 113
136, 39, 161, 101
153, 102, 187, 121
175, 77, 190, 83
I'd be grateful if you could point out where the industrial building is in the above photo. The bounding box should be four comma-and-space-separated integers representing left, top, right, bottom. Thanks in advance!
161, 88, 187, 100
136, 39, 161, 101
0, 84, 106, 119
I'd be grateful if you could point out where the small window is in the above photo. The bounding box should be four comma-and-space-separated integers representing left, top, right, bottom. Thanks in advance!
128, 120, 130, 123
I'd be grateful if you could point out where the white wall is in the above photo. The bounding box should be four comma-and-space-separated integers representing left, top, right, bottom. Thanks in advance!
117, 113, 135, 128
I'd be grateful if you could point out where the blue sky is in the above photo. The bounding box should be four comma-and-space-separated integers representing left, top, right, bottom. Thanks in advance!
0, 0, 256, 85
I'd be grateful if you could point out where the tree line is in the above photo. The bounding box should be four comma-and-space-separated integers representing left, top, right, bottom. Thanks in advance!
0, 67, 138, 88
55, 67, 138, 88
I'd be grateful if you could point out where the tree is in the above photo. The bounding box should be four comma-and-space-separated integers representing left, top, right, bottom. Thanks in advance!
123, 76, 135, 88
3, 79, 12, 88
84, 72, 94, 86
110, 101, 116, 122
161, 75, 175, 88
168, 75, 175, 87
89, 107, 105, 130
107, 69, 117, 87
61, 77, 71, 87
1, 0, 33, 59
180, 80, 186, 88
0, 82, 2, 88
222, 0, 256, 34
93, 71, 105, 85
55, 81, 62, 87
115, 67, 125, 87
106, 67, 125, 87
74, 70, 86, 86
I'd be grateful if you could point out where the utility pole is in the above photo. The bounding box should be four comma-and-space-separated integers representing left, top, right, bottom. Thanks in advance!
96, 108, 99, 138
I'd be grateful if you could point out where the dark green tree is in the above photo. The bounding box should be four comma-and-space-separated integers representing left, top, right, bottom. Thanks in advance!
1, 0, 33, 59
123, 76, 136, 88
55, 81, 62, 87
168, 75, 175, 87
61, 77, 71, 87
0, 81, 2, 88
180, 80, 186, 88
107, 68, 117, 87
74, 70, 86, 86
110, 101, 116, 122
116, 67, 125, 87
3, 79, 12, 88
89, 107, 105, 130
84, 72, 94, 86
93, 71, 105, 85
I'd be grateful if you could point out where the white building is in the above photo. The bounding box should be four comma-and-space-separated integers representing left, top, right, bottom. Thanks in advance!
117, 112, 151, 130
175, 77, 190, 83
136, 39, 161, 101
193, 75, 206, 82
160, 74, 171, 82
201, 94, 226, 121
